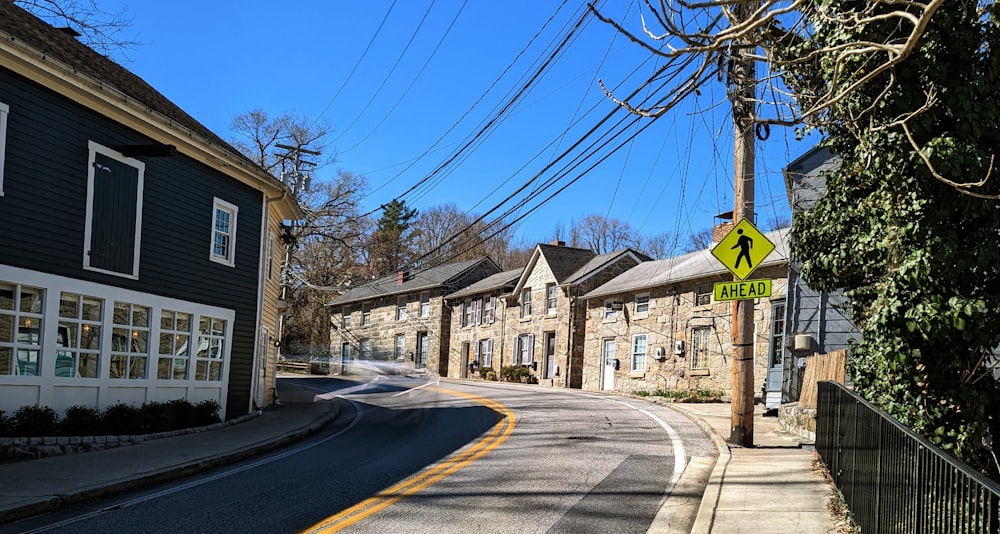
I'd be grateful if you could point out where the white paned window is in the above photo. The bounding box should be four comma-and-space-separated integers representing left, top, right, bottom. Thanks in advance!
342, 306, 352, 328
0, 283, 44, 376
631, 334, 647, 372
362, 303, 371, 326
57, 292, 103, 378
478, 338, 493, 368
396, 296, 407, 321
514, 334, 534, 365
546, 284, 558, 314
465, 299, 474, 326
210, 198, 238, 267
111, 301, 150, 379
635, 294, 650, 315
0, 102, 8, 195
158, 310, 192, 380
195, 315, 227, 381
695, 284, 712, 306
485, 296, 496, 324
604, 300, 619, 320
521, 288, 532, 318
420, 292, 430, 317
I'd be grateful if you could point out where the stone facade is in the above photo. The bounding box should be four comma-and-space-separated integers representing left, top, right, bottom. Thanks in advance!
329, 258, 500, 378
582, 263, 788, 398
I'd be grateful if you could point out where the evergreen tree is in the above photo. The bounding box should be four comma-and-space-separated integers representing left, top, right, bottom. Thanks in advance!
369, 199, 418, 277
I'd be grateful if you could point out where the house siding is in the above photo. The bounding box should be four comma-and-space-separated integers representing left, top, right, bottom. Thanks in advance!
0, 65, 265, 419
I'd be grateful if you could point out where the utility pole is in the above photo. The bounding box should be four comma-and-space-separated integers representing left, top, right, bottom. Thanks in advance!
273, 143, 319, 364
728, 1, 757, 447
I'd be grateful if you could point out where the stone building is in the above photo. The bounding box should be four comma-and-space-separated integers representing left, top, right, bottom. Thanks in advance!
580, 228, 790, 398
327, 258, 500, 377
443, 269, 523, 379
501, 242, 650, 388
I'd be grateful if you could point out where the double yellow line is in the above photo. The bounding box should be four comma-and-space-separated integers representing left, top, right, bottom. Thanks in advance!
302, 387, 516, 533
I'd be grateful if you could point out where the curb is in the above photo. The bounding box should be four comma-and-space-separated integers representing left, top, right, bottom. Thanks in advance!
0, 399, 342, 525
665, 403, 732, 534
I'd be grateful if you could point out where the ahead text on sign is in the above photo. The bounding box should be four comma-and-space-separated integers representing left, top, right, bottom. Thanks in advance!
714, 279, 772, 301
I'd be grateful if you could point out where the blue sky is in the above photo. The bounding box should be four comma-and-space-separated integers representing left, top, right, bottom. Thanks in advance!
103, 0, 810, 247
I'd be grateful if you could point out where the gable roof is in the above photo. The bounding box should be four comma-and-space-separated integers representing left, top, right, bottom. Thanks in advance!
445, 268, 523, 300
329, 258, 500, 306
0, 3, 299, 218
582, 227, 790, 300
564, 248, 652, 285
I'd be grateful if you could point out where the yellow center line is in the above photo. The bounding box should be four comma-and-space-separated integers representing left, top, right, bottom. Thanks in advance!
301, 386, 516, 533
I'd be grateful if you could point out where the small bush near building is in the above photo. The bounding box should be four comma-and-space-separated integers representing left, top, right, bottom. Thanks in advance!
11, 405, 59, 437
478, 366, 494, 379
60, 405, 105, 436
499, 365, 537, 384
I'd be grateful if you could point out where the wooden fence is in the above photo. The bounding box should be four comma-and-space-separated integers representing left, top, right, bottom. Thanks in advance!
799, 349, 847, 408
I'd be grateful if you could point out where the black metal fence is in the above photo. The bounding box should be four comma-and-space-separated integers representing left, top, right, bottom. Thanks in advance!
816, 381, 1000, 533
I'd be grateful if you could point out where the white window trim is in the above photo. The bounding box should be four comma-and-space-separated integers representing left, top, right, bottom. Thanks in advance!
209, 197, 239, 267
603, 299, 618, 320
0, 102, 8, 196
83, 141, 145, 280
631, 334, 647, 372
634, 293, 650, 316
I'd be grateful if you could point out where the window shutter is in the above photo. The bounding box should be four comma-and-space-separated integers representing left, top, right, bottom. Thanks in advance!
473, 341, 480, 360
512, 335, 519, 365
489, 296, 496, 323
458, 302, 465, 326
527, 334, 535, 363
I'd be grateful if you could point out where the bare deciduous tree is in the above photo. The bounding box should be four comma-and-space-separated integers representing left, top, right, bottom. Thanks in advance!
14, 0, 139, 60
229, 108, 334, 176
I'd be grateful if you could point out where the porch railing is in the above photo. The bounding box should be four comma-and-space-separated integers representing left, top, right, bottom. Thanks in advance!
816, 381, 1000, 533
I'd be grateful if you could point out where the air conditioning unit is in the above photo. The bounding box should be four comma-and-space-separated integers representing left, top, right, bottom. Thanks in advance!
674, 340, 685, 355
654, 346, 666, 360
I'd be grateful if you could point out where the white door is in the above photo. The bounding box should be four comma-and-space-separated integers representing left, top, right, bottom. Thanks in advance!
602, 339, 616, 391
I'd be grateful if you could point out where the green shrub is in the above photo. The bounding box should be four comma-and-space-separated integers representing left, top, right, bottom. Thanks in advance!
103, 403, 144, 435
635, 390, 651, 397
12, 405, 59, 437
166, 398, 199, 430
0, 410, 10, 437
478, 366, 493, 379
140, 401, 173, 433
485, 370, 497, 381
499, 365, 535, 383
60, 405, 105, 436
194, 399, 221, 426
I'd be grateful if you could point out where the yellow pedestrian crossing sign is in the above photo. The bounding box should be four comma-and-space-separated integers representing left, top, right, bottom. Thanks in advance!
711, 219, 775, 280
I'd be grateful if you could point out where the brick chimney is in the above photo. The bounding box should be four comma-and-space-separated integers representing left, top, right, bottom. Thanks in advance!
713, 222, 734, 243
396, 269, 409, 285
550, 240, 565, 246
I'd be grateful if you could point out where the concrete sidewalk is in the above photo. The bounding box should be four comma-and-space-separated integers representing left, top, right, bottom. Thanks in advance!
663, 402, 846, 534
0, 380, 342, 525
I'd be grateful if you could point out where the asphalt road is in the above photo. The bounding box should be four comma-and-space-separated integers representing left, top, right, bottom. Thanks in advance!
9, 376, 715, 534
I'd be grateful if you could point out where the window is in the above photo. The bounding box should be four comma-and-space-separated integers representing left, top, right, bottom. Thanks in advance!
465, 299, 474, 327
513, 334, 534, 365
0, 283, 44, 376
0, 102, 8, 195
416, 332, 428, 368
396, 296, 407, 321
691, 327, 711, 370
57, 292, 103, 378
484, 296, 496, 324
546, 284, 558, 314
695, 284, 712, 306
604, 300, 618, 320
362, 303, 371, 326
210, 197, 238, 267
85, 142, 144, 278
111, 302, 150, 379
769, 300, 786, 368
521, 288, 532, 318
477, 338, 493, 368
395, 334, 405, 360
420, 292, 430, 317
360, 340, 371, 360
195, 315, 227, 381
473, 298, 483, 325
342, 306, 352, 328
158, 310, 192, 380
635, 294, 650, 315
631, 334, 647, 372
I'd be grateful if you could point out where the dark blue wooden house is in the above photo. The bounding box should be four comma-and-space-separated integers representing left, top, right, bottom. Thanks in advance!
0, 4, 300, 419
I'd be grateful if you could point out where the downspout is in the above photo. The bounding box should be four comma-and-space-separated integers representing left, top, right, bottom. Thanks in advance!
566, 285, 575, 388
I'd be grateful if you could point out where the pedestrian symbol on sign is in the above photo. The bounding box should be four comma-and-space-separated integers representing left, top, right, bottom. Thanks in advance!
710, 219, 775, 280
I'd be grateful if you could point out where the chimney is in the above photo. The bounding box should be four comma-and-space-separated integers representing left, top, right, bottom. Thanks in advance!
712, 210, 735, 244
550, 240, 565, 246
397, 269, 409, 285
713, 222, 734, 244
